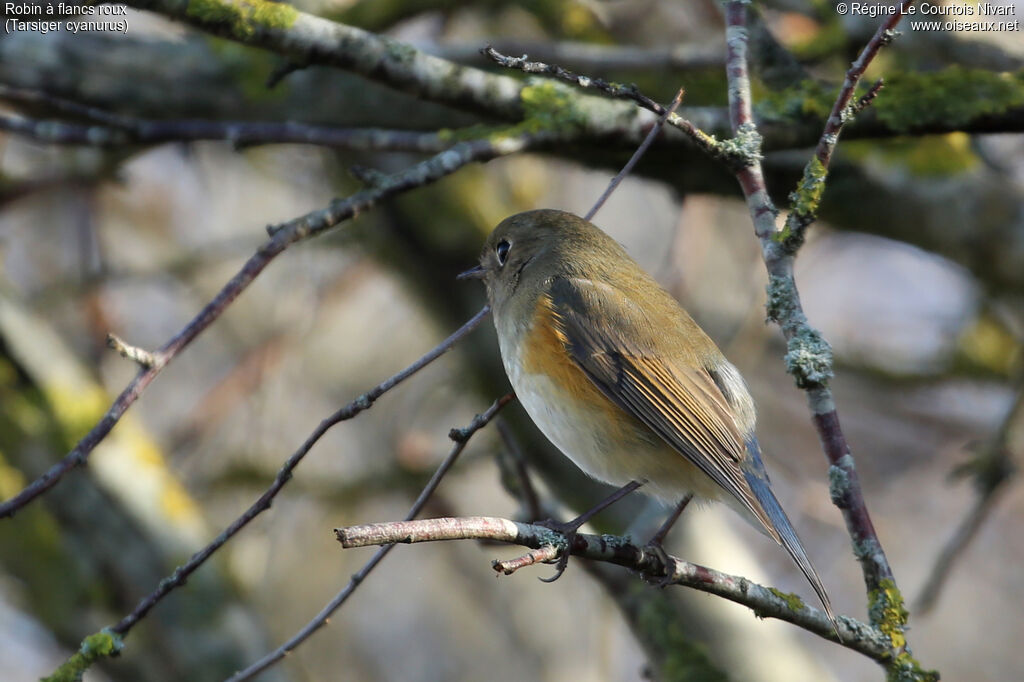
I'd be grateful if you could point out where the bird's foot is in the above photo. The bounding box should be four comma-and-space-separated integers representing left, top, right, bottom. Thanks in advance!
642, 540, 678, 588
534, 518, 581, 583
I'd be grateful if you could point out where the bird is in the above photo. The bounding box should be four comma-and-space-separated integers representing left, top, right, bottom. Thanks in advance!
459, 208, 836, 626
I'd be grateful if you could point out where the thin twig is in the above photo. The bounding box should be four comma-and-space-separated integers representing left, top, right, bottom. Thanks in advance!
814, 3, 914, 171
483, 46, 727, 162
724, 0, 899, 596
436, 40, 722, 72
782, 1, 916, 245
0, 109, 451, 155
105, 333, 157, 369
336, 516, 895, 660
0, 132, 546, 520
226, 394, 514, 682
109, 307, 492, 637
584, 89, 684, 222
492, 546, 559, 574
495, 420, 543, 521
915, 376, 1022, 614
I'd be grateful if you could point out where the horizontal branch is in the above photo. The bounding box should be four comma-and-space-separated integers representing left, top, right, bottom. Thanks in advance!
483, 46, 731, 163
0, 111, 451, 152
335, 516, 896, 663
123, 0, 525, 120
0, 84, 453, 151
432, 39, 722, 73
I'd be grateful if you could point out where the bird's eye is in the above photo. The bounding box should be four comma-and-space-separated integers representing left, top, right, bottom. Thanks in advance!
495, 239, 511, 266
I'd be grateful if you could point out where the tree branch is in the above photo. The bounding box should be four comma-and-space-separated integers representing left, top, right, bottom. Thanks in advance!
782, 0, 916, 247
0, 85, 455, 151
433, 39, 722, 73
122, 0, 525, 120
226, 394, 513, 682
334, 516, 898, 662
722, 4, 936, 679
724, 0, 897, 596
0, 131, 546, 520
0, 110, 452, 152
483, 46, 730, 163
915, 372, 1022, 614
43, 314, 499, 680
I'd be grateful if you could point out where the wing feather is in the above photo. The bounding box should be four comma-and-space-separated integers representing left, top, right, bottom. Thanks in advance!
547, 277, 776, 537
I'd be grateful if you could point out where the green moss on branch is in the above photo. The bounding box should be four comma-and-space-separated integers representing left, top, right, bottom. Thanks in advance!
42, 630, 123, 682
186, 0, 298, 40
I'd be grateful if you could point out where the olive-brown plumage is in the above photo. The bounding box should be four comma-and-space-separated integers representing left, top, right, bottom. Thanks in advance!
467, 208, 834, 623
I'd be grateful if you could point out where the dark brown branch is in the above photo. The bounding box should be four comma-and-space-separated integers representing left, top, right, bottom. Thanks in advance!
0, 132, 546, 520
584, 89, 684, 221
915, 375, 1022, 614
782, 0, 915, 244
108, 307, 492, 637
335, 516, 897, 662
483, 46, 729, 163
724, 0, 899, 599
227, 394, 513, 682
436, 40, 723, 72
495, 420, 543, 521
0, 86, 453, 152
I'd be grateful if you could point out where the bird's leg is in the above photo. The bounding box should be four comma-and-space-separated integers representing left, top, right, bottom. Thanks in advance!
537, 479, 645, 583
645, 493, 694, 588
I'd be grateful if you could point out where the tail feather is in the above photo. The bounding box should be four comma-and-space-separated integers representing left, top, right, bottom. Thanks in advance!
743, 461, 839, 634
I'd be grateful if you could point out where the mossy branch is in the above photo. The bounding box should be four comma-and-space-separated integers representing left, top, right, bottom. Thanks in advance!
41, 630, 123, 682
335, 515, 906, 665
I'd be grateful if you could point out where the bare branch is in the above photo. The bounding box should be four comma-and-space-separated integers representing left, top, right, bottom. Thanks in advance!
493, 545, 559, 575
723, 0, 899, 598
483, 46, 729, 163
584, 89, 684, 221
0, 86, 453, 152
0, 132, 545, 520
916, 375, 1022, 614
108, 307, 493, 637
782, 1, 916, 246
105, 333, 156, 369
335, 516, 897, 661
227, 394, 514, 682
435, 40, 722, 72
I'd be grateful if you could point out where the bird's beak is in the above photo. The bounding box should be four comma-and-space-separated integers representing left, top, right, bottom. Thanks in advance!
457, 264, 486, 280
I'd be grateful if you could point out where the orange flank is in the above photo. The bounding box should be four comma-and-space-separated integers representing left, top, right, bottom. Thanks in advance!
521, 294, 615, 413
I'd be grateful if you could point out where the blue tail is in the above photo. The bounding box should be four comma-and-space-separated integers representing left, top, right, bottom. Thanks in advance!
743, 438, 837, 630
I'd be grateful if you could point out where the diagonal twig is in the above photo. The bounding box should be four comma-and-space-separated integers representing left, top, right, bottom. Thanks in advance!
483, 46, 728, 162
915, 373, 1022, 614
226, 394, 514, 682
782, 0, 917, 247
108, 306, 492, 638
721, 5, 937, 679
0, 132, 548, 520
584, 89, 685, 221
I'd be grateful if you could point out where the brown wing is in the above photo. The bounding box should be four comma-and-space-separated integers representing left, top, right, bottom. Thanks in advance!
546, 276, 776, 537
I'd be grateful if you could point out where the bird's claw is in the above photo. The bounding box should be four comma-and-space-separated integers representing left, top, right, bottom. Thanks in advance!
644, 541, 677, 588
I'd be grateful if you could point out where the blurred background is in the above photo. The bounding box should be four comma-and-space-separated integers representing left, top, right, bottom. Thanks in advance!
0, 0, 1022, 680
